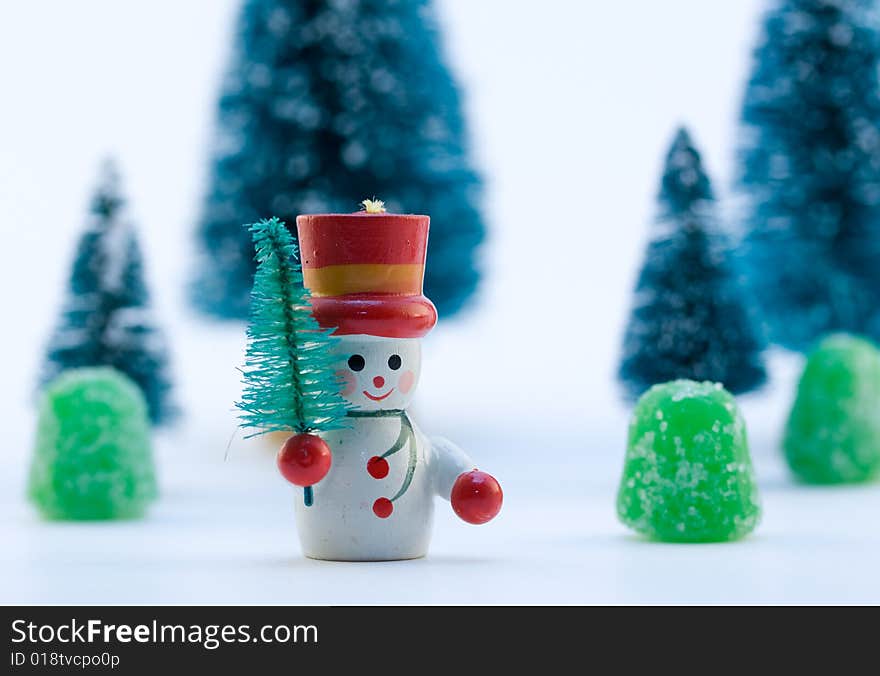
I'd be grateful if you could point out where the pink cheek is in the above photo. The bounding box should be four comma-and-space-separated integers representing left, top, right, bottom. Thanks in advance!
337, 370, 357, 396
399, 370, 416, 394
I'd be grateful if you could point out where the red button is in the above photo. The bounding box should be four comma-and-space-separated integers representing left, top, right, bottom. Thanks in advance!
373, 498, 393, 518
367, 456, 389, 479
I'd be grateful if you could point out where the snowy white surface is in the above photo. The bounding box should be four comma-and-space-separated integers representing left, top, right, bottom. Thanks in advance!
3, 0, 880, 604
6, 341, 880, 605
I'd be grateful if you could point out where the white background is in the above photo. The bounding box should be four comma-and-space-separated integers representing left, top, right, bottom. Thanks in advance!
2, 0, 879, 603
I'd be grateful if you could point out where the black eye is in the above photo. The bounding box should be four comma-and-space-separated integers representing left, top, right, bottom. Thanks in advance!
388, 355, 402, 370
348, 354, 365, 372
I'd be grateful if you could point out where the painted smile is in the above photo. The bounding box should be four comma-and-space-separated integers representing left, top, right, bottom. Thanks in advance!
363, 388, 395, 401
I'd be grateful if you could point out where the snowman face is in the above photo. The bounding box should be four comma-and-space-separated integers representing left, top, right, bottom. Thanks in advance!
335, 335, 421, 411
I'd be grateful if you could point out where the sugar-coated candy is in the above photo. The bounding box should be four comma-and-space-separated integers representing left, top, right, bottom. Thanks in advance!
617, 380, 761, 542
28, 367, 157, 520
784, 334, 880, 484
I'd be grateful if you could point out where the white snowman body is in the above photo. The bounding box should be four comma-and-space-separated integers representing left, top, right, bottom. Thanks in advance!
293, 335, 475, 561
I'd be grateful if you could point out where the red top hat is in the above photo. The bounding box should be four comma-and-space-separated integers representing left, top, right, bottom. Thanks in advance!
296, 204, 438, 338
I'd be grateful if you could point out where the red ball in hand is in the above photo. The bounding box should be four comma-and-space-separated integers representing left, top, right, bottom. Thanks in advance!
451, 470, 503, 525
277, 433, 332, 487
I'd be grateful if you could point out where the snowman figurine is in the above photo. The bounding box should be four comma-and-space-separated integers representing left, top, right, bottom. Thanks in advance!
280, 203, 503, 561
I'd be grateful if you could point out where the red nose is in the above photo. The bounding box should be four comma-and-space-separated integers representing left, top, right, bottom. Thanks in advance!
373, 376, 385, 388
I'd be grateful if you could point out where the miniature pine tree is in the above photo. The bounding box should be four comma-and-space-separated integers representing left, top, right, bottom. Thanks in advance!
738, 0, 880, 351
41, 160, 175, 425
237, 217, 349, 435
192, 0, 484, 321
237, 218, 349, 503
619, 128, 766, 400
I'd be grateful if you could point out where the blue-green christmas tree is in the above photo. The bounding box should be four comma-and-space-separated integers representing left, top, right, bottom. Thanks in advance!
193, 0, 484, 321
738, 0, 880, 351
237, 217, 349, 436
41, 161, 175, 426
619, 128, 766, 400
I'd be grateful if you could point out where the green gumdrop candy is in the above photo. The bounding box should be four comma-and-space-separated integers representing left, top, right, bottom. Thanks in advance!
617, 380, 761, 543
784, 334, 880, 484
28, 367, 157, 520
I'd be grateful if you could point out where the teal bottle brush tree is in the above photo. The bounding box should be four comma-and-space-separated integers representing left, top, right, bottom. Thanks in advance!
236, 218, 349, 506
192, 0, 485, 322
738, 0, 880, 351
41, 160, 175, 426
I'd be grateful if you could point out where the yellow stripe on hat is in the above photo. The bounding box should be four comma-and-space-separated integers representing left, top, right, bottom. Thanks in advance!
303, 263, 424, 297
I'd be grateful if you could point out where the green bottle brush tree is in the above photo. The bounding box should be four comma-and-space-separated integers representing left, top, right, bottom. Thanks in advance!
236, 218, 349, 505
192, 0, 485, 321
41, 160, 175, 426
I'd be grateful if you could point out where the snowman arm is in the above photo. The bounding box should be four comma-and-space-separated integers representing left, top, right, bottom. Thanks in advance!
429, 436, 477, 499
